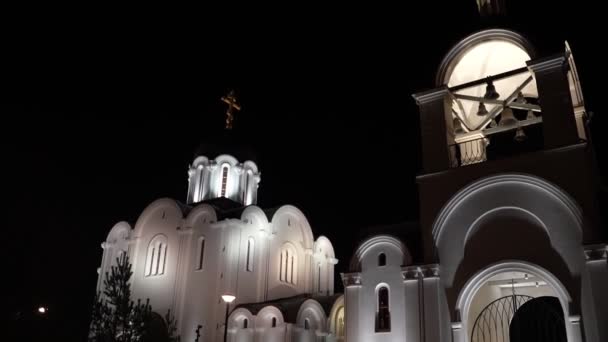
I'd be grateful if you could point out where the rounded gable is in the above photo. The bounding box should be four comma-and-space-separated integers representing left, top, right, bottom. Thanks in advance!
271, 205, 314, 250
350, 235, 412, 272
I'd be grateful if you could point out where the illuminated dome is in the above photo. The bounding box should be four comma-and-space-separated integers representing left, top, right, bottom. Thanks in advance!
437, 29, 538, 131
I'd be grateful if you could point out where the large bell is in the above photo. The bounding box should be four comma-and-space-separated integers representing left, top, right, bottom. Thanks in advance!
484, 79, 500, 100
476, 102, 489, 116
499, 107, 517, 126
514, 126, 527, 142
453, 117, 464, 134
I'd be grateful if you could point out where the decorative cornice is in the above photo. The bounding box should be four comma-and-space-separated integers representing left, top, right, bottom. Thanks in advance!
177, 226, 193, 236
527, 54, 567, 74
101, 242, 114, 250
401, 264, 440, 281
584, 244, 607, 261
421, 264, 440, 278
402, 266, 421, 280
412, 86, 450, 105
341, 272, 362, 287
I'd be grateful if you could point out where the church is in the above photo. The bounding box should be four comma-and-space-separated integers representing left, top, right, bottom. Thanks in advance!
93, 8, 608, 342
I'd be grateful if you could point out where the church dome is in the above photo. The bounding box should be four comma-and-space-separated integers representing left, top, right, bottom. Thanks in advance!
186, 95, 261, 206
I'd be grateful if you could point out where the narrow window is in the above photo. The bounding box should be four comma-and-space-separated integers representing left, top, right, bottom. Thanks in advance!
304, 318, 310, 330
246, 238, 254, 272
285, 250, 290, 282
376, 286, 391, 332
244, 169, 252, 204
146, 246, 156, 276
318, 264, 322, 293
156, 243, 164, 275
271, 317, 277, 328
196, 237, 205, 270
279, 250, 284, 281
243, 318, 248, 329
198, 166, 205, 201
290, 255, 295, 284
220, 164, 229, 197
378, 253, 386, 267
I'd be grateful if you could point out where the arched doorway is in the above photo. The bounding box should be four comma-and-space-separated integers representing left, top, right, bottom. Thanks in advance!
509, 296, 567, 342
455, 261, 580, 342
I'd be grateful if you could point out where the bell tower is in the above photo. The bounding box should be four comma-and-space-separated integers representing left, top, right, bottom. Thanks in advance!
412, 29, 600, 261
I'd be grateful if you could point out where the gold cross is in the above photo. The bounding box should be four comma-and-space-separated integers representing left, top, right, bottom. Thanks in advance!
221, 90, 241, 129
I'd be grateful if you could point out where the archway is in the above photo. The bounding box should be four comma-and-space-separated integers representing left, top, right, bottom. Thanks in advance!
454, 261, 582, 342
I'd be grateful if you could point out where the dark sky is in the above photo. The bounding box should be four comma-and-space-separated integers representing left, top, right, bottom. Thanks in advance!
4, 2, 606, 341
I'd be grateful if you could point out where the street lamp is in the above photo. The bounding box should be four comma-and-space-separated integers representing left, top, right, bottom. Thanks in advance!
221, 294, 236, 342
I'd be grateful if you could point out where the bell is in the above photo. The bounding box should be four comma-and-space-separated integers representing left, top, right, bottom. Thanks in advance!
489, 118, 498, 128
453, 117, 464, 134
499, 107, 517, 126
514, 126, 527, 142
526, 110, 535, 120
484, 79, 500, 100
476, 102, 489, 116
516, 92, 527, 103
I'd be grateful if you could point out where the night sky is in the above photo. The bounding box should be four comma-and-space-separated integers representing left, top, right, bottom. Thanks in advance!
4, 2, 606, 340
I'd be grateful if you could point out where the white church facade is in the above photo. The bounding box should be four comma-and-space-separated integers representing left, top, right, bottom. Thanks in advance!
95, 27, 608, 342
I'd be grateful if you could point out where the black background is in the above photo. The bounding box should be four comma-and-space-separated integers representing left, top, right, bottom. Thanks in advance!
3, 1, 606, 340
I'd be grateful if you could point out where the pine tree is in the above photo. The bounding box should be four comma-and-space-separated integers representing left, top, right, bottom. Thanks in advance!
89, 253, 152, 342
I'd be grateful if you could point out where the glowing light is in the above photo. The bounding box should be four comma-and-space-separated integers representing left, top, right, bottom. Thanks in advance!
221, 294, 236, 303
38, 306, 47, 314
497, 281, 546, 288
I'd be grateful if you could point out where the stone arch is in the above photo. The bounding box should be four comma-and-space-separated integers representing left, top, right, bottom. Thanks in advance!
328, 295, 345, 338
453, 261, 580, 342
255, 306, 284, 328
432, 173, 584, 287
228, 308, 255, 329
436, 28, 536, 87
297, 299, 327, 331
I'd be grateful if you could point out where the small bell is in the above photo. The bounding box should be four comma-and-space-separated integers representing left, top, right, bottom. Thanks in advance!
526, 110, 535, 120
499, 107, 517, 126
453, 117, 464, 134
516, 92, 527, 103
484, 79, 500, 100
477, 102, 489, 116
489, 117, 498, 127
514, 126, 527, 142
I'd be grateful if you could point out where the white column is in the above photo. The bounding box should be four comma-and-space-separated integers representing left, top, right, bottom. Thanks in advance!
583, 245, 608, 342
402, 267, 421, 342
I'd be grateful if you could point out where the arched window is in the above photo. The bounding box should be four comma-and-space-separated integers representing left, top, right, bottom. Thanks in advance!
197, 164, 205, 201
196, 236, 205, 270
271, 317, 277, 328
220, 164, 230, 197
378, 253, 386, 267
145, 234, 168, 277
243, 318, 248, 329
336, 307, 345, 339
304, 318, 310, 330
278, 244, 297, 284
375, 286, 391, 332
246, 237, 254, 272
